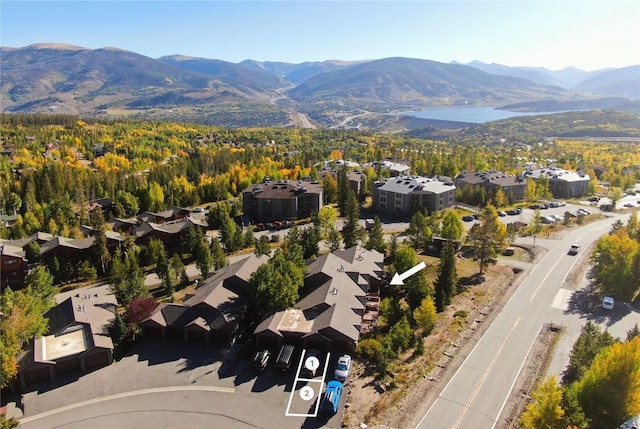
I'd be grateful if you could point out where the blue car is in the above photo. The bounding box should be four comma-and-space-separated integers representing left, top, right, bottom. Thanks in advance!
320, 380, 343, 414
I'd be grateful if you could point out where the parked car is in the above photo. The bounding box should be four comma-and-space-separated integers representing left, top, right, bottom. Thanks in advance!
320, 381, 343, 415
462, 215, 474, 222
274, 344, 297, 372
498, 210, 507, 217
333, 354, 352, 382
602, 296, 615, 310
301, 349, 321, 378
252, 349, 271, 371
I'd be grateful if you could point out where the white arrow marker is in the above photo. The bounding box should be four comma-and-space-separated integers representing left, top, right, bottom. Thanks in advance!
390, 262, 427, 285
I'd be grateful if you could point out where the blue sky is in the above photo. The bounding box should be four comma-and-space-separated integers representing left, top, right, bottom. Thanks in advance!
1, 1, 639, 71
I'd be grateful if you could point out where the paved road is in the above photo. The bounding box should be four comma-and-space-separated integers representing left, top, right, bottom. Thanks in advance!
415, 213, 626, 429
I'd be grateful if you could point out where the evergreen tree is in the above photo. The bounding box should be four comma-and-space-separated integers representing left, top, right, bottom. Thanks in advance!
254, 235, 271, 257
466, 204, 506, 274
405, 210, 432, 253
394, 246, 430, 310
571, 338, 640, 429
342, 189, 362, 249
210, 238, 228, 270
562, 321, 618, 385
300, 225, 320, 259
365, 216, 386, 253
327, 227, 342, 252
434, 241, 458, 312
337, 168, 349, 217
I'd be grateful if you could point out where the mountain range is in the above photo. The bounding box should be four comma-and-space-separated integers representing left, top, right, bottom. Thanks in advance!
1, 43, 638, 129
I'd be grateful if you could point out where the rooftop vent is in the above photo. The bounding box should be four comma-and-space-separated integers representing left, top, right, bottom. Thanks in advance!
330, 288, 338, 295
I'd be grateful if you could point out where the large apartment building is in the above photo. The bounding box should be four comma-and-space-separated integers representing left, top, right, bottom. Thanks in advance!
242, 179, 323, 222
523, 166, 590, 199
372, 175, 456, 216
455, 170, 527, 202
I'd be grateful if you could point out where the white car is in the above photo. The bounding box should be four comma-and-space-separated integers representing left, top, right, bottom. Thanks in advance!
334, 354, 352, 382
602, 296, 615, 310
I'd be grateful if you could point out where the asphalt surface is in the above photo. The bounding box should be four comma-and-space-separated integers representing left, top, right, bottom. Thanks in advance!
414, 212, 637, 429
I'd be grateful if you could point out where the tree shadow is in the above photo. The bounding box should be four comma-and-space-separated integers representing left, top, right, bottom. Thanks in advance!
564, 282, 633, 329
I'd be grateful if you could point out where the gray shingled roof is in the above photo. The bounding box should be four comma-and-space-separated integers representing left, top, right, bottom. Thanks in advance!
456, 170, 525, 187
376, 175, 455, 195
523, 167, 590, 183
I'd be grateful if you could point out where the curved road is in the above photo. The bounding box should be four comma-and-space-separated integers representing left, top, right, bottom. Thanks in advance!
415, 213, 626, 429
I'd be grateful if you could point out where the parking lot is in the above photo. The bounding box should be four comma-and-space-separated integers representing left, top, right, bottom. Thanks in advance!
19, 340, 348, 429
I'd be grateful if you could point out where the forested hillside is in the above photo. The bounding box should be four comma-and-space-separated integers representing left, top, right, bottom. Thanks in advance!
2, 113, 640, 240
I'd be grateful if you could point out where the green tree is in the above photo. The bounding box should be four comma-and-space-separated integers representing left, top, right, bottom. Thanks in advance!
572, 337, 640, 428
300, 225, 320, 259
24, 266, 58, 307
342, 189, 363, 249
592, 229, 640, 301
365, 216, 386, 253
111, 249, 148, 306
519, 376, 565, 429
115, 190, 139, 217
315, 206, 338, 239
406, 211, 433, 254
493, 187, 506, 208
112, 311, 128, 346
378, 296, 403, 328
394, 246, 430, 310
322, 174, 338, 205
356, 338, 384, 365
532, 209, 543, 234
608, 186, 625, 211
327, 227, 341, 252
254, 235, 271, 257
387, 316, 413, 353
466, 204, 506, 274
563, 321, 618, 385
250, 246, 305, 318
413, 296, 437, 335
93, 224, 111, 276
337, 168, 349, 216
440, 210, 464, 242
192, 229, 213, 278
210, 238, 228, 270
626, 324, 640, 342
434, 241, 457, 312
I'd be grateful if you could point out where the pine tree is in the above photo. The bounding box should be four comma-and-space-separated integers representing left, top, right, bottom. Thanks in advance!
365, 216, 386, 253
434, 241, 457, 312
342, 189, 362, 249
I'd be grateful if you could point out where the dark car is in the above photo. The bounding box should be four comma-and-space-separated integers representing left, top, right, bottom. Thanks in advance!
462, 215, 474, 222
274, 344, 297, 372
301, 349, 322, 378
252, 349, 270, 371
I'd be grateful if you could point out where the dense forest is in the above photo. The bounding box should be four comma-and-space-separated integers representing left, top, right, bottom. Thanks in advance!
2, 113, 639, 236
1, 113, 640, 427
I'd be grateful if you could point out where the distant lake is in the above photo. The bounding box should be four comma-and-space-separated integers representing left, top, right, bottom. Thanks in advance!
391, 106, 558, 124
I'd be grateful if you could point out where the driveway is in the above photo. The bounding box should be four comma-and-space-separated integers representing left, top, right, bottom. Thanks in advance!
18, 340, 337, 429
